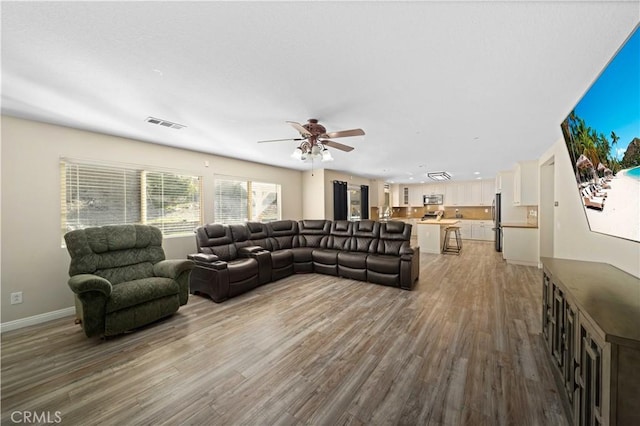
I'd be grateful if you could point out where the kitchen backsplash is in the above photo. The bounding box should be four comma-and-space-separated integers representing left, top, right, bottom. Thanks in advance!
384, 206, 494, 220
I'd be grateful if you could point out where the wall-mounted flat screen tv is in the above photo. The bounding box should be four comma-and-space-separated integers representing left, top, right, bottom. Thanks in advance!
561, 24, 639, 243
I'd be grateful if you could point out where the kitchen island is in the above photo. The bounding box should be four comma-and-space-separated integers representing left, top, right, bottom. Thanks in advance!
416, 219, 461, 254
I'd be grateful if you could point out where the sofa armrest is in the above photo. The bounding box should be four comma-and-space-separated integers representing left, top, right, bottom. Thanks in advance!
68, 274, 112, 297
238, 245, 268, 256
188, 253, 228, 270
188, 253, 220, 263
153, 259, 195, 279
399, 243, 415, 256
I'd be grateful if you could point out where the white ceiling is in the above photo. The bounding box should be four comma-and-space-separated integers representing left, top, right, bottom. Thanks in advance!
2, 1, 638, 183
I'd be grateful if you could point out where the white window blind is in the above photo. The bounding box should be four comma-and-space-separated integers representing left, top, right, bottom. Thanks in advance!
214, 176, 281, 224
61, 159, 202, 237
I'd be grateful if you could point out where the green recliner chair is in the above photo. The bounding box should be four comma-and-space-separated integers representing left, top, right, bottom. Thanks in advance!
64, 224, 194, 337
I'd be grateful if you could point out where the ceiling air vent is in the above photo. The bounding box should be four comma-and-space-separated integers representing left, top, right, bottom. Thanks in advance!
145, 116, 186, 130
427, 171, 451, 181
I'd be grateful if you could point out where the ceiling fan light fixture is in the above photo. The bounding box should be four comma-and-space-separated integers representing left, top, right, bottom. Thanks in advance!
321, 148, 333, 162
291, 147, 303, 160
427, 171, 451, 181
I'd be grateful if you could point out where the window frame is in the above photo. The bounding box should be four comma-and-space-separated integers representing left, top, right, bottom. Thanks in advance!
60, 157, 203, 241
213, 174, 282, 224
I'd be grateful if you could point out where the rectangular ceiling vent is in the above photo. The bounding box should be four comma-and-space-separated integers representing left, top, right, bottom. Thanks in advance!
427, 171, 451, 181
145, 116, 186, 130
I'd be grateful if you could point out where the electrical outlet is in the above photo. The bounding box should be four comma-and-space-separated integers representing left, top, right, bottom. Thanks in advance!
10, 292, 23, 305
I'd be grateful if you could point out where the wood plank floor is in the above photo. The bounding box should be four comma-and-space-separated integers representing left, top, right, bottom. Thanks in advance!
1, 241, 568, 425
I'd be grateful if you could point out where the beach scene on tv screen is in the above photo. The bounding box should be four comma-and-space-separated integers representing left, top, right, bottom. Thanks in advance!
561, 25, 639, 243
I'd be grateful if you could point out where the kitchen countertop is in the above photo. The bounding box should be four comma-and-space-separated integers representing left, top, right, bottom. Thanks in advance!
418, 219, 461, 225
501, 222, 538, 229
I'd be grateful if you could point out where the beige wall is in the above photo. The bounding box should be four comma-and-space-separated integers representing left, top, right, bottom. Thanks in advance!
539, 138, 639, 277
301, 169, 325, 219
1, 116, 303, 323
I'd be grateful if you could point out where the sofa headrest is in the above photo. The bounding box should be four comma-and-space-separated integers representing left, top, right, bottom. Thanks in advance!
380, 221, 411, 240
230, 224, 249, 242
246, 222, 269, 239
299, 220, 331, 234
197, 224, 232, 247
268, 220, 297, 234
331, 220, 353, 236
66, 224, 162, 255
353, 220, 379, 237
64, 225, 165, 277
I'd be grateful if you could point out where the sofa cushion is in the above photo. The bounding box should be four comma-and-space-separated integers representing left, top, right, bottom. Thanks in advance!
337, 251, 368, 269
290, 247, 315, 263
351, 220, 380, 253
312, 249, 339, 265
106, 277, 178, 313
267, 220, 298, 250
297, 220, 330, 248
271, 249, 294, 269
228, 258, 259, 282
376, 221, 411, 256
326, 220, 353, 250
366, 254, 401, 274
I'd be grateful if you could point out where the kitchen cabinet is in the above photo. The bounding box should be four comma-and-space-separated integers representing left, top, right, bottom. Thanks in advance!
481, 179, 495, 206
401, 186, 409, 206
502, 225, 538, 266
423, 183, 443, 196
513, 160, 538, 206
474, 220, 495, 241
445, 183, 465, 206
458, 220, 472, 239
442, 179, 494, 207
408, 185, 423, 206
541, 258, 640, 426
460, 220, 495, 241
464, 181, 482, 206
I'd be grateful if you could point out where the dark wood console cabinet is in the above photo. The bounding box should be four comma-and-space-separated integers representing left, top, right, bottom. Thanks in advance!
541, 257, 640, 426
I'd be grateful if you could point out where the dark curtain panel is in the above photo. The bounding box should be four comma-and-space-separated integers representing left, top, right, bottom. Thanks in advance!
360, 185, 369, 219
333, 180, 348, 220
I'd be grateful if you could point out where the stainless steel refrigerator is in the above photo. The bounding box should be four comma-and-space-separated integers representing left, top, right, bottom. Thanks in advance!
492, 193, 502, 252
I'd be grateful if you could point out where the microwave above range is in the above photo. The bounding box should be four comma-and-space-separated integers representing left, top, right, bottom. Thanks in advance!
423, 194, 443, 205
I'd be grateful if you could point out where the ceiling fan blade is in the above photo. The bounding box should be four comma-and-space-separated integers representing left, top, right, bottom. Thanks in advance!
286, 121, 313, 138
322, 139, 354, 152
257, 138, 304, 143
322, 128, 365, 139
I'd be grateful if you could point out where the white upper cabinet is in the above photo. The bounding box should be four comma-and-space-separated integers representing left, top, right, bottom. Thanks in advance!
464, 181, 482, 206
443, 179, 494, 206
445, 183, 464, 206
481, 179, 495, 206
513, 160, 538, 206
408, 185, 423, 206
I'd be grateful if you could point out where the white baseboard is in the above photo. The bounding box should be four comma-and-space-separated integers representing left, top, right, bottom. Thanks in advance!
0, 307, 75, 333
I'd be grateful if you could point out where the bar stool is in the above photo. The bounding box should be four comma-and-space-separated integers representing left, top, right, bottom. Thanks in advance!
442, 225, 462, 255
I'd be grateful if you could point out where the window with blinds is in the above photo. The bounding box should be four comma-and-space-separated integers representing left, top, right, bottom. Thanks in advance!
61, 159, 202, 238
214, 176, 281, 224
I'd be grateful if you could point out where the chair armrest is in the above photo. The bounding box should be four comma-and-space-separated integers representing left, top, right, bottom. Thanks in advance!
188, 253, 228, 270
188, 253, 220, 263
153, 259, 195, 279
68, 274, 112, 297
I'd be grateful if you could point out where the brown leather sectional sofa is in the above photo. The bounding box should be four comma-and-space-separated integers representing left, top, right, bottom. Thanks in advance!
188, 219, 420, 302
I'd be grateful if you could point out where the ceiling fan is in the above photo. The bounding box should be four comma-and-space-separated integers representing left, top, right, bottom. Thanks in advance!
258, 119, 365, 162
